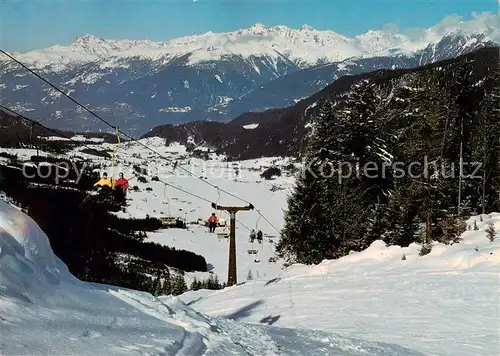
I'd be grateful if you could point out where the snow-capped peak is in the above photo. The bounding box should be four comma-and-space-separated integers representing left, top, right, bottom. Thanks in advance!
249, 23, 266, 32
73, 34, 105, 44
300, 24, 315, 31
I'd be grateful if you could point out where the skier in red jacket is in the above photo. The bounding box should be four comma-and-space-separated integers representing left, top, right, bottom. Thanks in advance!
114, 172, 129, 193
208, 213, 218, 233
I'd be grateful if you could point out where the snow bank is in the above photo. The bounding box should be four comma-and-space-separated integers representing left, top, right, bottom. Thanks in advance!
181, 214, 500, 356
0, 200, 71, 304
1, 201, 57, 269
243, 123, 259, 129
289, 213, 500, 278
0, 198, 425, 355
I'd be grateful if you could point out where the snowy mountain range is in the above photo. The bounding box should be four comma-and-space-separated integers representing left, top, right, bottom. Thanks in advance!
0, 12, 498, 134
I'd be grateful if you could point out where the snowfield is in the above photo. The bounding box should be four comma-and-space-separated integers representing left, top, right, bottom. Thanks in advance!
1, 137, 499, 355
179, 219, 500, 356
0, 198, 427, 355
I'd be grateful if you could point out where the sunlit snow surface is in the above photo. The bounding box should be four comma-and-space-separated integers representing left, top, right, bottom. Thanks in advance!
0, 199, 426, 355
179, 220, 500, 356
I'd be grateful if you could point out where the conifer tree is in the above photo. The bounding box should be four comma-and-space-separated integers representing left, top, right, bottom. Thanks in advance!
213, 274, 221, 289
178, 276, 188, 294
390, 70, 448, 241
485, 221, 496, 242
380, 180, 420, 246
171, 275, 188, 296
446, 62, 478, 217
162, 268, 172, 295
333, 80, 393, 247
171, 275, 180, 295
278, 79, 389, 263
276, 163, 331, 264
206, 274, 215, 289
190, 277, 201, 291
144, 276, 154, 294
151, 270, 162, 296
471, 71, 500, 214
437, 216, 466, 244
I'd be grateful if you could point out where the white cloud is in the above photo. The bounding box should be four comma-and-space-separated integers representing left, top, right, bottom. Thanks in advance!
400, 11, 500, 45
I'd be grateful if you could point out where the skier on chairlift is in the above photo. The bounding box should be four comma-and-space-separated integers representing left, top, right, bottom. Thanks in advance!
114, 172, 129, 193
249, 229, 257, 243
112, 172, 129, 203
256, 230, 263, 244
89, 172, 117, 204
208, 213, 218, 233
93, 172, 113, 196
94, 172, 112, 188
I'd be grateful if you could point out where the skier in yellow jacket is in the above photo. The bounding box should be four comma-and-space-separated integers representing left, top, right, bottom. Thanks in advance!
94, 172, 112, 188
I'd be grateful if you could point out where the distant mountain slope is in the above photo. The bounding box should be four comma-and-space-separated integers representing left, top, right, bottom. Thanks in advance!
0, 13, 498, 134
0, 109, 118, 145
224, 33, 494, 117
144, 46, 500, 160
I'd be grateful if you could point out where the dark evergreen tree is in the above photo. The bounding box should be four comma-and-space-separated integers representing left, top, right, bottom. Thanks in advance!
379, 180, 420, 247
278, 80, 392, 262
171, 275, 188, 296
437, 216, 466, 244
485, 221, 496, 242
471, 70, 500, 214
276, 164, 332, 264
445, 61, 479, 217
212, 274, 221, 289
190, 277, 200, 291
152, 270, 162, 296
162, 268, 172, 295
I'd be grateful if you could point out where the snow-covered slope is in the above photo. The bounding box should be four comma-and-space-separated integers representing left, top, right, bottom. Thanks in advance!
179, 214, 500, 356
0, 196, 427, 355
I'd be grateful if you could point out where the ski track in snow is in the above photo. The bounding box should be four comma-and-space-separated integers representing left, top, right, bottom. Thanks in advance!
1, 138, 499, 355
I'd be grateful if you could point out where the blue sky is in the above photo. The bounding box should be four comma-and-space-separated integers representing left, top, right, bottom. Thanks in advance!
0, 0, 497, 52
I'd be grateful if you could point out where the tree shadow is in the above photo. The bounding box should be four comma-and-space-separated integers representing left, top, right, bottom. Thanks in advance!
264, 277, 281, 286
206, 263, 215, 271
224, 300, 264, 320
186, 296, 203, 306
